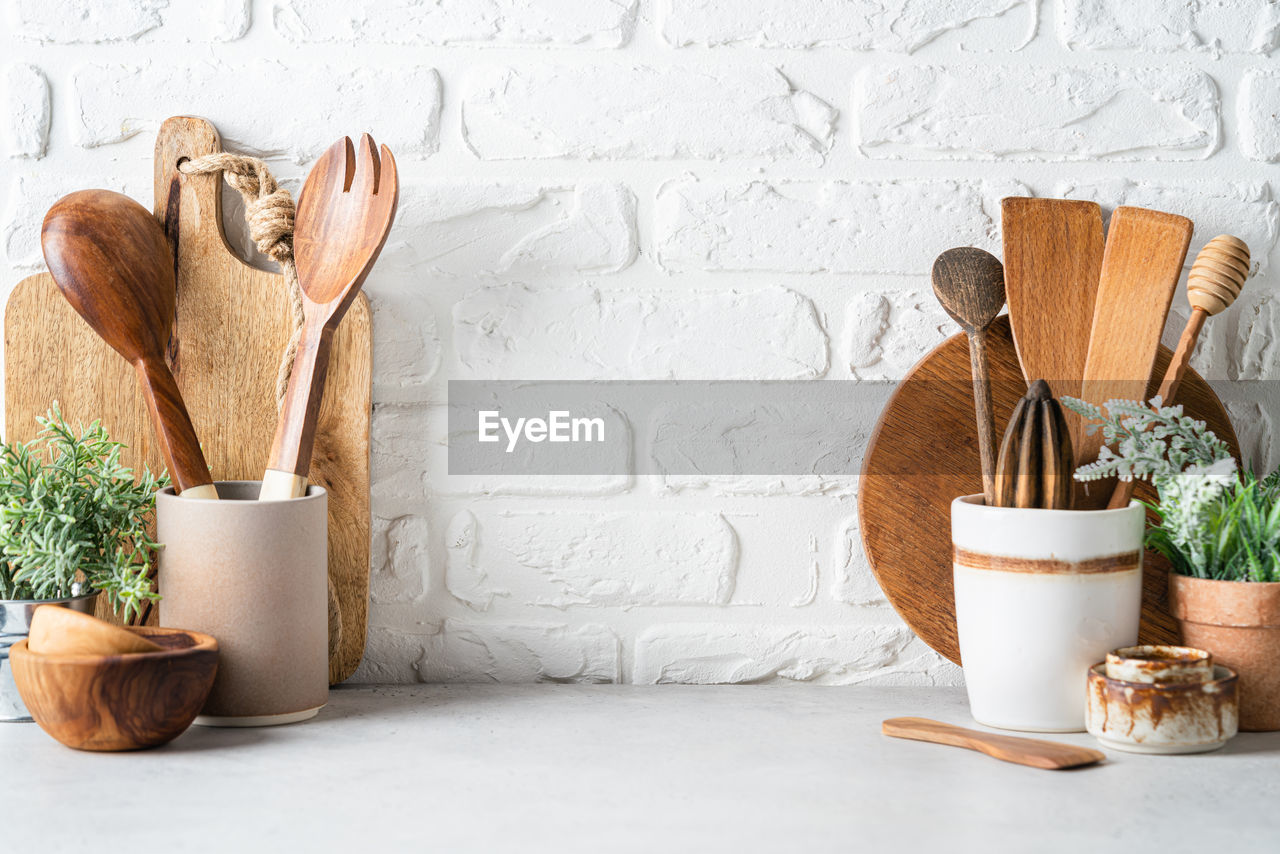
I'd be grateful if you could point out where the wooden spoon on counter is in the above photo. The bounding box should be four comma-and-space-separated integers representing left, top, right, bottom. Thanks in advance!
883, 717, 1104, 770
1106, 234, 1250, 509
259, 135, 398, 501
931, 248, 1006, 506
41, 190, 218, 499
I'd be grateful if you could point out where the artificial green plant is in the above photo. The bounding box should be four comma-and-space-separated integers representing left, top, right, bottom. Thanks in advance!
0, 407, 167, 619
1063, 396, 1280, 583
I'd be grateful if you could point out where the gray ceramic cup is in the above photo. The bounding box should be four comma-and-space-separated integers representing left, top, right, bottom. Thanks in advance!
157, 481, 328, 726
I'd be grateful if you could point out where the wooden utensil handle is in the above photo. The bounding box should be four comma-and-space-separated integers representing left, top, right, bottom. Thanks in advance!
1156, 307, 1207, 407
1105, 307, 1208, 511
266, 323, 334, 483
968, 331, 997, 506
883, 716, 984, 751
135, 360, 216, 497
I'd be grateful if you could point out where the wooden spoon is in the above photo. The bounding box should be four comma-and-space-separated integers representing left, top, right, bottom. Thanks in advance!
1001, 198, 1105, 452
882, 717, 1104, 770
1106, 234, 1250, 509
27, 605, 163, 656
41, 190, 218, 499
1076, 206, 1192, 509
260, 135, 399, 501
931, 248, 1006, 506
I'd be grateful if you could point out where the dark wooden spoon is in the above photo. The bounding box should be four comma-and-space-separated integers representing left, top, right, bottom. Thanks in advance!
260, 134, 398, 500
41, 190, 217, 499
931, 247, 1006, 506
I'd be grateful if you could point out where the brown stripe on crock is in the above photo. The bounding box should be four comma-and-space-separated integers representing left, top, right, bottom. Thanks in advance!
952, 547, 1141, 575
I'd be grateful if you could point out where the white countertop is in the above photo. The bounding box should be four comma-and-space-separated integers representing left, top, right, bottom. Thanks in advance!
5, 685, 1278, 853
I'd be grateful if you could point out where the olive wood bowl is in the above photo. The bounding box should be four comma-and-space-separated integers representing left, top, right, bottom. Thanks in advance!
9, 626, 218, 751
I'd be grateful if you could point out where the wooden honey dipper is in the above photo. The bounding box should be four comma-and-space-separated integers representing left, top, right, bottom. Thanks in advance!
1106, 234, 1250, 509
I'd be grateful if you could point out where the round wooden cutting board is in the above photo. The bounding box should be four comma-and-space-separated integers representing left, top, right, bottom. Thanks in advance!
858, 315, 1239, 665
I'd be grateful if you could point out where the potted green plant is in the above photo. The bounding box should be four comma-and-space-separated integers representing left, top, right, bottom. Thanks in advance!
1065, 397, 1280, 731
0, 408, 166, 721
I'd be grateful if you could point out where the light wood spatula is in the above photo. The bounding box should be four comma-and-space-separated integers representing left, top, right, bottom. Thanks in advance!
1106, 234, 1250, 509
41, 190, 218, 499
883, 717, 1104, 770
259, 135, 398, 501
1001, 198, 1105, 453
1076, 206, 1192, 508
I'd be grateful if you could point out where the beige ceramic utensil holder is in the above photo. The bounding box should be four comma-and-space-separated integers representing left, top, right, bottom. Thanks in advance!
157, 481, 328, 726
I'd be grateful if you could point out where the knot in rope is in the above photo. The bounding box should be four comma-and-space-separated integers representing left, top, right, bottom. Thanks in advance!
177, 152, 305, 406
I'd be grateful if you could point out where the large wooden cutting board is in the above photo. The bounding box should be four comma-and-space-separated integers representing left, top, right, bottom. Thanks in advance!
3, 116, 371, 684
859, 316, 1238, 664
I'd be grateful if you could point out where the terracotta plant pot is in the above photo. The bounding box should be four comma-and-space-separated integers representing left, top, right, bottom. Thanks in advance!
1169, 573, 1280, 732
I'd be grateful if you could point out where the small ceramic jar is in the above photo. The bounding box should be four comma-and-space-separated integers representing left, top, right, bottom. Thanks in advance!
1086, 645, 1238, 754
1105, 645, 1213, 684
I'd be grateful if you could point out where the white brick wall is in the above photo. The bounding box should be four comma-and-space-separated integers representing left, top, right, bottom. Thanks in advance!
3, 0, 1276, 687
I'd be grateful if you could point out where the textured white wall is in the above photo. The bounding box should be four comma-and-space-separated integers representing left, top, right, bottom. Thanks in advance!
3, 1, 1278, 685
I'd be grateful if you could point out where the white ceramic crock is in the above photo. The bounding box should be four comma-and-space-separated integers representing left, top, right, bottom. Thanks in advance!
951, 495, 1144, 732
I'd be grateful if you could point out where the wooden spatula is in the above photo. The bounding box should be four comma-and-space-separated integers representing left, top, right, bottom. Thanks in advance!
1076, 206, 1192, 508
1001, 198, 1105, 452
931, 248, 1006, 506
41, 190, 218, 499
1106, 234, 1250, 509
882, 717, 1104, 770
259, 135, 398, 501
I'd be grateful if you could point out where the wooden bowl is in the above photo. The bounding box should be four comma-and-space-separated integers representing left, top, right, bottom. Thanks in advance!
9, 626, 218, 751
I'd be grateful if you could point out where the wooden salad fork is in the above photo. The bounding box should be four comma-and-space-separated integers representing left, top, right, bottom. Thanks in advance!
259, 135, 398, 501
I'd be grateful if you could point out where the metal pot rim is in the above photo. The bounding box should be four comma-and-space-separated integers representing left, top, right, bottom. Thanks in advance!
0, 591, 100, 606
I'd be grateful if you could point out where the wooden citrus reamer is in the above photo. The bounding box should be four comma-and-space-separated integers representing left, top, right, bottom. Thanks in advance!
260, 135, 398, 501
993, 379, 1073, 510
1106, 235, 1250, 509
41, 190, 218, 499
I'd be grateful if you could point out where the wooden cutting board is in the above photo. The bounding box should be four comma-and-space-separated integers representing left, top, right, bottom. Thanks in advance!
3, 116, 371, 684
859, 316, 1238, 664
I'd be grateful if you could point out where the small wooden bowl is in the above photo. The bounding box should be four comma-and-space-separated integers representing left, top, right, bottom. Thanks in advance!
9, 626, 218, 751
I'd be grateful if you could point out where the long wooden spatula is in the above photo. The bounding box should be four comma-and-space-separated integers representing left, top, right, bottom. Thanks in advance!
1001, 197, 1105, 453
259, 135, 398, 501
42, 190, 218, 499
1106, 235, 1249, 509
883, 717, 1104, 770
1076, 206, 1192, 508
